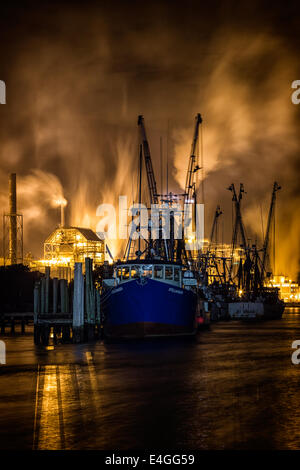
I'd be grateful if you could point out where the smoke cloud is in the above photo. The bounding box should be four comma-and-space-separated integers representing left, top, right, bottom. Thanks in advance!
0, 1, 299, 277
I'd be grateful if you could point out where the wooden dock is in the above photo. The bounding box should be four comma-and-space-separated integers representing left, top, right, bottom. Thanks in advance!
0, 258, 103, 344
33, 259, 102, 345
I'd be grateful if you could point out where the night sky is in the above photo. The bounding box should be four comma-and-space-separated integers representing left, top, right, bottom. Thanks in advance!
0, 0, 299, 278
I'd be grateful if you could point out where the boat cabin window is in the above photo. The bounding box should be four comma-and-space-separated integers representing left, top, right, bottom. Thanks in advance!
122, 267, 130, 279
142, 265, 152, 278
117, 264, 180, 282
117, 268, 122, 278
165, 266, 173, 280
154, 265, 164, 279
131, 266, 139, 279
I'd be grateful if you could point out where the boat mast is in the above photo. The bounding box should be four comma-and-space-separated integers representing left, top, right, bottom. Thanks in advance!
261, 181, 281, 280
184, 113, 202, 205
183, 113, 202, 265
138, 144, 142, 257
228, 183, 248, 278
138, 115, 158, 205
208, 205, 223, 253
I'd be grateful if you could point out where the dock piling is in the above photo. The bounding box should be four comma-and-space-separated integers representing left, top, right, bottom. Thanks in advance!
45, 266, 50, 314
73, 262, 84, 343
53, 277, 58, 314
32, 259, 101, 345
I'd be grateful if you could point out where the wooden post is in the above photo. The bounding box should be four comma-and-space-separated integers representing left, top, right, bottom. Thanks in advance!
60, 279, 66, 313
40, 278, 45, 314
96, 290, 101, 324
34, 281, 40, 315
91, 286, 96, 324
45, 266, 50, 314
85, 257, 91, 322
62, 279, 70, 342
65, 280, 69, 313
53, 278, 58, 314
96, 289, 101, 338
34, 281, 40, 345
85, 257, 95, 340
73, 262, 84, 343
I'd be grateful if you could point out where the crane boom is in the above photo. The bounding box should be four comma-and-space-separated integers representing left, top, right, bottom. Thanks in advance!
208, 205, 223, 252
229, 183, 247, 250
262, 181, 281, 275
138, 115, 158, 205
184, 113, 202, 204
228, 183, 248, 277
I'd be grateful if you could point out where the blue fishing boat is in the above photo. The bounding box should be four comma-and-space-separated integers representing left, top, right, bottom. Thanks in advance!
101, 114, 204, 338
101, 260, 198, 337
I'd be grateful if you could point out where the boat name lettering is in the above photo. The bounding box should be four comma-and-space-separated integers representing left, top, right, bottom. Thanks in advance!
169, 288, 183, 295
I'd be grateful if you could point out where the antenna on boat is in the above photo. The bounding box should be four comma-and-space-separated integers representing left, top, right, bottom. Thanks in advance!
166, 120, 169, 195
200, 122, 205, 204
138, 144, 143, 256
160, 136, 163, 197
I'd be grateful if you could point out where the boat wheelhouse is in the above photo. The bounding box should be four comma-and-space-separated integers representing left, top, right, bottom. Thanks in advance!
115, 261, 183, 285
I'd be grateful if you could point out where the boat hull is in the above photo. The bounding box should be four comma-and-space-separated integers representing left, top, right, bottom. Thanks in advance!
228, 301, 285, 320
102, 278, 197, 338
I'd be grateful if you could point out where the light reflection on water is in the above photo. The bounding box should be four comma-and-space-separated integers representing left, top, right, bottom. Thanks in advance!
35, 365, 63, 449
0, 307, 300, 450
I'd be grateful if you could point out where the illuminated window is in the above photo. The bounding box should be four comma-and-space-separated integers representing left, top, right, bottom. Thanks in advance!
142, 265, 152, 278
131, 266, 139, 279
122, 267, 130, 279
174, 267, 180, 282
165, 266, 173, 280
154, 266, 163, 279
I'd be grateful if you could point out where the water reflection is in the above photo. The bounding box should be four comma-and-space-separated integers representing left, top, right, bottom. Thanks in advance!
0, 308, 300, 449
32, 352, 106, 449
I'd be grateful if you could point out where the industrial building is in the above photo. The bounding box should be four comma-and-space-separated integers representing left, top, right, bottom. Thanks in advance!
44, 226, 104, 265
269, 275, 300, 303
29, 226, 105, 279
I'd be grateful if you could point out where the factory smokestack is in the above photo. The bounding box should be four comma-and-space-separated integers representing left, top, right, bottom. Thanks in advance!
9, 173, 17, 265
53, 197, 67, 228
60, 202, 65, 228
54, 197, 67, 227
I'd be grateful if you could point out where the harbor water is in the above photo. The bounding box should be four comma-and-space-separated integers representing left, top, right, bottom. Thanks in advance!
0, 307, 300, 450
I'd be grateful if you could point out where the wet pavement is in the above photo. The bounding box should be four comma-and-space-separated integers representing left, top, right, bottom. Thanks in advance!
0, 307, 300, 450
